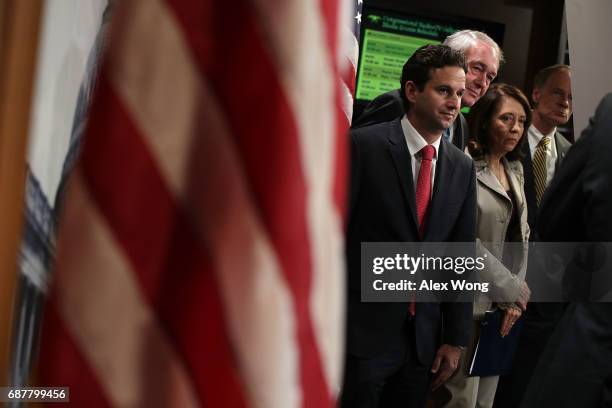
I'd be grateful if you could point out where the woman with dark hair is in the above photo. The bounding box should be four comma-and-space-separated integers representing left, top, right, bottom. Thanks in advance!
437, 83, 532, 408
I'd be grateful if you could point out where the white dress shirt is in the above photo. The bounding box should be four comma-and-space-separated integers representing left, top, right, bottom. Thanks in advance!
401, 114, 442, 199
528, 124, 558, 187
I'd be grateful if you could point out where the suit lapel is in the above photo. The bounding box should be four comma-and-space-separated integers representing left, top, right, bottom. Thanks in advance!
452, 113, 468, 150
506, 159, 525, 211
521, 142, 537, 207
505, 160, 530, 240
387, 120, 419, 231
424, 139, 455, 240
543, 132, 577, 208
476, 160, 508, 198
554, 131, 569, 172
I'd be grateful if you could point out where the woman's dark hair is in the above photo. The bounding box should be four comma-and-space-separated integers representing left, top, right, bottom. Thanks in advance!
467, 83, 532, 161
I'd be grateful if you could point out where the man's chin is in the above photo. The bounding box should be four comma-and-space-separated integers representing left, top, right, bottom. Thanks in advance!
443, 115, 458, 126
461, 95, 476, 107
437, 121, 454, 132
550, 114, 569, 125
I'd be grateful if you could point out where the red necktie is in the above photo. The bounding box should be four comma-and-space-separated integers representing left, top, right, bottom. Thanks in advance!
410, 145, 435, 316
415, 145, 435, 238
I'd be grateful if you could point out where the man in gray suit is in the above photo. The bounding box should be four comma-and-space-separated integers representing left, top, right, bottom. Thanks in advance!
352, 30, 502, 151
495, 64, 573, 408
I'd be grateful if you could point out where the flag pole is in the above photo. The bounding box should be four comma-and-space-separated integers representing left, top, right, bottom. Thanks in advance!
0, 0, 42, 384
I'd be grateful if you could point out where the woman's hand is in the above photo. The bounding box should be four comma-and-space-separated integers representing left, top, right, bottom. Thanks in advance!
500, 306, 522, 337
515, 281, 531, 311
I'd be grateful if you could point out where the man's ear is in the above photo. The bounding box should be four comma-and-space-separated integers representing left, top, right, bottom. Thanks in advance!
532, 88, 541, 105
404, 81, 419, 103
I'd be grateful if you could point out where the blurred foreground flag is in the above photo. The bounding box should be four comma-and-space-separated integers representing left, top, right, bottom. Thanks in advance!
37, 0, 350, 406
341, 0, 361, 121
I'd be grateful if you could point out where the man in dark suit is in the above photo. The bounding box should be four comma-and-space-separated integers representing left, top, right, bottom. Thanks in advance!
494, 65, 573, 408
519, 93, 612, 407
352, 30, 503, 151
341, 45, 476, 407
521, 65, 573, 234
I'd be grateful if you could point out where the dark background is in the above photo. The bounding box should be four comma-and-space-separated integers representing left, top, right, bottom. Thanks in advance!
355, 0, 571, 138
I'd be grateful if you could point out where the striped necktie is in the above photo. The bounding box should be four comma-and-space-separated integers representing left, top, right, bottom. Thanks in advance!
533, 136, 551, 206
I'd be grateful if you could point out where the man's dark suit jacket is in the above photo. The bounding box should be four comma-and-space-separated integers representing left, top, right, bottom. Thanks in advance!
352, 89, 470, 150
519, 93, 612, 408
521, 131, 572, 235
346, 118, 475, 366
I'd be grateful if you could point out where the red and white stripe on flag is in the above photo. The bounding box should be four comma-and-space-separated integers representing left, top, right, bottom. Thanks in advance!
341, 21, 359, 124
38, 0, 350, 406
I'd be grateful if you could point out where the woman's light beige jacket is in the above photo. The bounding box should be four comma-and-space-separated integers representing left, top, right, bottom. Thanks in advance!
472, 155, 530, 318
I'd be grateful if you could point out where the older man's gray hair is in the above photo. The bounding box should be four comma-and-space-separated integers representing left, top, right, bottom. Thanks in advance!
444, 29, 505, 66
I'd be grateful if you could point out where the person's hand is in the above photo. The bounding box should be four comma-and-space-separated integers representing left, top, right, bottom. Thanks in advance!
515, 281, 531, 311
430, 344, 462, 390
500, 307, 522, 337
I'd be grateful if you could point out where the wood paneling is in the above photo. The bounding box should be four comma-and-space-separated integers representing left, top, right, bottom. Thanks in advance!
0, 0, 42, 384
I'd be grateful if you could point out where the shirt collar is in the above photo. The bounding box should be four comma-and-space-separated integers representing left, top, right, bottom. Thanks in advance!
528, 124, 556, 147
401, 114, 441, 158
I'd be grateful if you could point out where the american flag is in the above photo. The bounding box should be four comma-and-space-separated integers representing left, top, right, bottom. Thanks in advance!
341, 0, 362, 121
353, 0, 363, 41
38, 0, 351, 406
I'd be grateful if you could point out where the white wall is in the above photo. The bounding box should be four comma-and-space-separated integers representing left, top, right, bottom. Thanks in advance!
27, 0, 107, 202
566, 0, 612, 138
